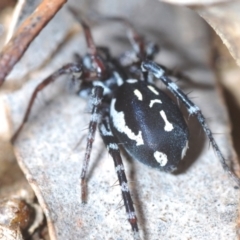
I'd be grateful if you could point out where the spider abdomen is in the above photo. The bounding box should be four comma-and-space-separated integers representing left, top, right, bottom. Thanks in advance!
110, 79, 189, 172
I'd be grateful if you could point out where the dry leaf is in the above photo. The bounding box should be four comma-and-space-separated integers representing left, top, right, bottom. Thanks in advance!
2, 0, 240, 239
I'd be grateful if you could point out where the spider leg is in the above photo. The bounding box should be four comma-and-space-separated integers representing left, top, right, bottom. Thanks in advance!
101, 17, 158, 60
142, 60, 240, 186
80, 86, 104, 203
99, 111, 140, 240
69, 8, 109, 79
157, 64, 199, 87
88, 14, 145, 59
107, 17, 145, 59
88, 14, 157, 83
11, 63, 82, 143
100, 16, 150, 83
69, 8, 97, 56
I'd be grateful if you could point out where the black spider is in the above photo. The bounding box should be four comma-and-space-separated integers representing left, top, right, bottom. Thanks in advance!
11, 9, 240, 240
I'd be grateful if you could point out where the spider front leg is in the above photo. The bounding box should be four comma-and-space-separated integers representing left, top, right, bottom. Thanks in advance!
99, 112, 140, 240
142, 60, 240, 186
80, 86, 104, 203
11, 63, 82, 143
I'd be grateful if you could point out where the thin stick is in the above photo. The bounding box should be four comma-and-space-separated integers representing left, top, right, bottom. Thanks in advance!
0, 0, 67, 87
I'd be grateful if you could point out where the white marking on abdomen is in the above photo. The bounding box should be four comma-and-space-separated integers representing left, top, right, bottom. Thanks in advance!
149, 99, 162, 108
110, 99, 144, 146
134, 89, 143, 100
160, 110, 174, 132
148, 85, 159, 95
127, 79, 138, 84
154, 151, 168, 166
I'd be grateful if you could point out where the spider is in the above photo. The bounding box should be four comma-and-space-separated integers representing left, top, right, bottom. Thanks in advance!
11, 9, 240, 240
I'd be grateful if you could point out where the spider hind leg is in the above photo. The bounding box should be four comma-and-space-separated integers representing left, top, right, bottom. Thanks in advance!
99, 111, 140, 239
11, 63, 82, 143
